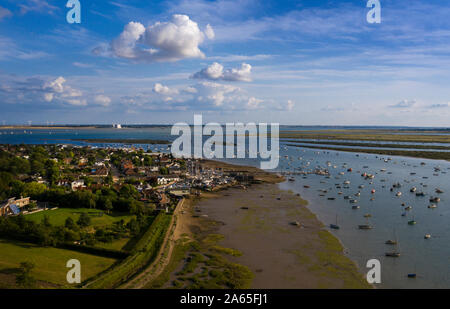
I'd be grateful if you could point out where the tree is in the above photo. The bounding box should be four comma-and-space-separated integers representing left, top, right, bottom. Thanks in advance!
77, 213, 91, 227
104, 198, 113, 214
83, 176, 93, 187
42, 215, 52, 227
143, 156, 153, 166
119, 184, 139, 200
65, 217, 77, 230
23, 182, 47, 198
16, 261, 36, 288
105, 173, 113, 186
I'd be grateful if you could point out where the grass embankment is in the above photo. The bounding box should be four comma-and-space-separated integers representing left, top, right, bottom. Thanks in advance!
280, 130, 450, 144
85, 212, 171, 289
284, 140, 450, 150
0, 239, 117, 287
287, 144, 450, 161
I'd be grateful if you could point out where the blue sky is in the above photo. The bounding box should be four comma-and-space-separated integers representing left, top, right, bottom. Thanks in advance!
1, 0, 450, 126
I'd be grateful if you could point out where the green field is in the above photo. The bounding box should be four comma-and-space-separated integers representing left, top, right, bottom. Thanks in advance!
280, 130, 450, 143
0, 239, 117, 287
25, 208, 134, 228
93, 238, 130, 251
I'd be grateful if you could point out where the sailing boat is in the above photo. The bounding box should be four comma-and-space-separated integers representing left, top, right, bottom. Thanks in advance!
408, 216, 417, 225
408, 264, 417, 278
385, 231, 400, 257
358, 217, 373, 230
385, 229, 398, 245
330, 214, 340, 230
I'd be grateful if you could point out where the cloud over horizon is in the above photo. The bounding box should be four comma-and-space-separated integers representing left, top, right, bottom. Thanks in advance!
96, 14, 214, 63
191, 62, 252, 82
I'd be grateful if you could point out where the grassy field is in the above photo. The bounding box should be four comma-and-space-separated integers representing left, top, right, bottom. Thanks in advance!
25, 208, 134, 228
0, 239, 117, 287
287, 144, 450, 161
93, 238, 130, 251
284, 140, 450, 150
280, 130, 450, 143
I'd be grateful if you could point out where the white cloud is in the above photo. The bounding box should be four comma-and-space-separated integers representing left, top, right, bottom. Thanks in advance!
65, 99, 87, 106
209, 54, 273, 62
192, 62, 224, 80
153, 83, 179, 95
107, 14, 213, 62
0, 36, 50, 60
121, 81, 264, 111
44, 77, 66, 93
428, 103, 449, 109
19, 0, 57, 15
94, 95, 112, 107
192, 62, 252, 82
247, 97, 263, 109
205, 24, 215, 39
44, 92, 54, 102
111, 21, 146, 59
42, 76, 85, 106
287, 99, 294, 111
183, 86, 198, 94
73, 62, 94, 68
389, 99, 416, 108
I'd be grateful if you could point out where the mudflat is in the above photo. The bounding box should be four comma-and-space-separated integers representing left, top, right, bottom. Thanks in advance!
194, 183, 371, 289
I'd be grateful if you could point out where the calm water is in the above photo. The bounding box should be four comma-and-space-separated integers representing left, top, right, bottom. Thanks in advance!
1, 127, 450, 288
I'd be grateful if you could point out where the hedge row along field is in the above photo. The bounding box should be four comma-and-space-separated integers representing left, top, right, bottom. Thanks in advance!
85, 212, 172, 289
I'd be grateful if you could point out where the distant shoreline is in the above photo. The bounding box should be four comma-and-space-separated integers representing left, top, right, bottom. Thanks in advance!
72, 138, 171, 145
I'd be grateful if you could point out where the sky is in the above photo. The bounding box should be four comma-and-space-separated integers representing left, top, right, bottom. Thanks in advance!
1, 0, 450, 126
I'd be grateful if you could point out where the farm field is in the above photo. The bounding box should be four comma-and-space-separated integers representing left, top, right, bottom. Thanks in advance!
0, 239, 117, 287
25, 208, 135, 228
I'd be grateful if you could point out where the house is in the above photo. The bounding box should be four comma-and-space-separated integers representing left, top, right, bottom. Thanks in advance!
157, 175, 180, 185
91, 166, 108, 177
168, 187, 191, 197
0, 197, 31, 216
121, 160, 134, 171
57, 180, 71, 187
71, 180, 85, 191
124, 168, 136, 176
